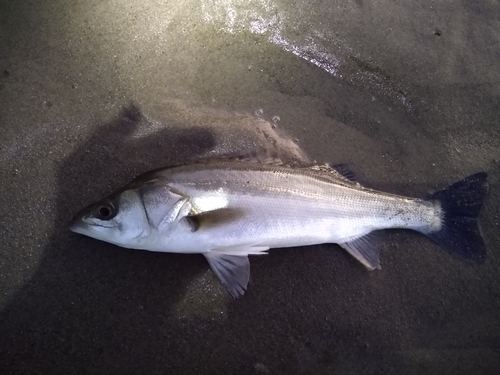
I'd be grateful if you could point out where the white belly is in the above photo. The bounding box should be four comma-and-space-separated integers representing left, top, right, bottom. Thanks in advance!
147, 194, 377, 254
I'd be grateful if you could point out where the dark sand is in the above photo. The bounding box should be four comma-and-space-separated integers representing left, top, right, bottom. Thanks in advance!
1, 1, 499, 374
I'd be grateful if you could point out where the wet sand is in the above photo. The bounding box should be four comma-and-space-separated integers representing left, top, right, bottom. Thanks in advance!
1, 1, 499, 374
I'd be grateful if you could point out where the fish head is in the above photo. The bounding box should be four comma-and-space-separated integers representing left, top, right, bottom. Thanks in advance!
69, 188, 150, 247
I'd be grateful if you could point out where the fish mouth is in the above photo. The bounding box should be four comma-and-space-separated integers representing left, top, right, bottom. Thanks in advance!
69, 212, 115, 235
69, 217, 87, 235
69, 204, 94, 235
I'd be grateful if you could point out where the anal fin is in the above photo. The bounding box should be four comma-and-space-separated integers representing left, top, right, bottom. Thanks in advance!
339, 233, 381, 270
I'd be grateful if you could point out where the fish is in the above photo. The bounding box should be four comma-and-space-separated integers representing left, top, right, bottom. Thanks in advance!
69, 156, 488, 297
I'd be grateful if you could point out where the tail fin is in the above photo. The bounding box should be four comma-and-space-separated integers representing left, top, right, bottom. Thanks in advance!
422, 172, 488, 263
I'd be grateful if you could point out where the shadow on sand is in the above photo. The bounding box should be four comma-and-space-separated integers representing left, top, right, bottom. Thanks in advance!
0, 104, 224, 373
1, 104, 498, 374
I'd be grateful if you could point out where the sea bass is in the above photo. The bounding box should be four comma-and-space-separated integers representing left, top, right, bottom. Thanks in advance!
70, 158, 488, 297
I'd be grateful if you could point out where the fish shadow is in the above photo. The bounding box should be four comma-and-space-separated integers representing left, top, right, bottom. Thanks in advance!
0, 104, 218, 373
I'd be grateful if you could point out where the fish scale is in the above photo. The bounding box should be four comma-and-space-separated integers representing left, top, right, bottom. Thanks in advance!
70, 158, 488, 298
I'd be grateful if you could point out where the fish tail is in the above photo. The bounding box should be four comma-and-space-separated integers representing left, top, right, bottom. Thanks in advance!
421, 172, 488, 262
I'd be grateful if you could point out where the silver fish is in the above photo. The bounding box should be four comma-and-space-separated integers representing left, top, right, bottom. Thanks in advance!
70, 157, 488, 297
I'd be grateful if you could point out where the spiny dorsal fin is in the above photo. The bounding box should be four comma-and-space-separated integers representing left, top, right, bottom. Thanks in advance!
309, 163, 359, 184
331, 164, 358, 183
229, 149, 285, 165
189, 149, 286, 167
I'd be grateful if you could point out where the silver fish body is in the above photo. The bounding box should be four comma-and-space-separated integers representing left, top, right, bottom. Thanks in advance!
70, 159, 488, 297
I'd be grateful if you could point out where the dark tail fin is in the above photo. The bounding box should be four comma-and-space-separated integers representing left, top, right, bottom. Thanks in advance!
423, 172, 488, 263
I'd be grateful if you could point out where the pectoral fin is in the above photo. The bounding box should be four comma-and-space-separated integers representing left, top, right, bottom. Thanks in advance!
185, 208, 245, 232
204, 245, 269, 298
339, 233, 381, 270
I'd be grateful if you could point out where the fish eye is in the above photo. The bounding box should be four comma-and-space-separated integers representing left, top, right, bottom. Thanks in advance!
95, 201, 116, 220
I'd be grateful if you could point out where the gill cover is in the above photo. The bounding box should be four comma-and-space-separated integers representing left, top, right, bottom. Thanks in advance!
137, 180, 192, 232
